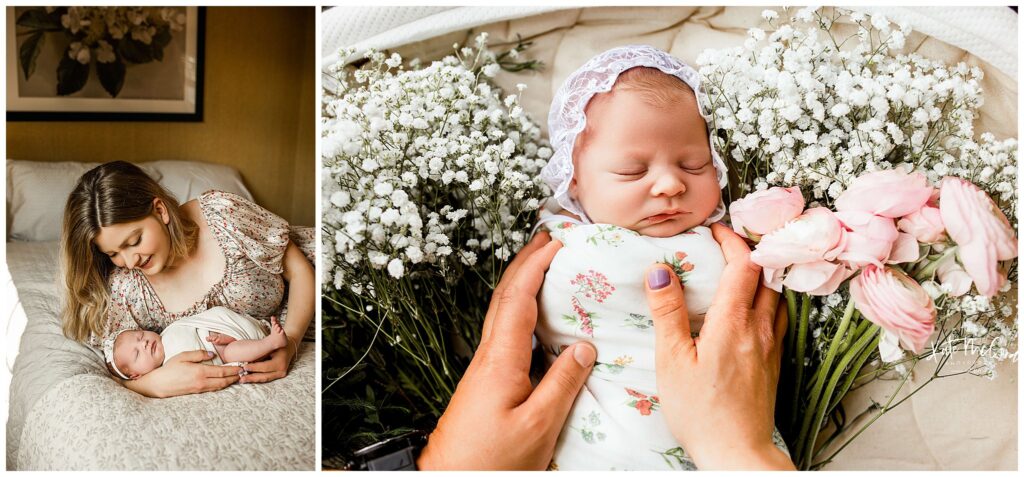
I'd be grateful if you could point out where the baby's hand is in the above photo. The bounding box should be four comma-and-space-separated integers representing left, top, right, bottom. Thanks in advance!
205, 332, 237, 345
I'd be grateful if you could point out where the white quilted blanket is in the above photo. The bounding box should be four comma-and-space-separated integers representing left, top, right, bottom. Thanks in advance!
5, 241, 314, 470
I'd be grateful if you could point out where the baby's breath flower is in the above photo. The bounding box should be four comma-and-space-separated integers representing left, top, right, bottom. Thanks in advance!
322, 36, 550, 294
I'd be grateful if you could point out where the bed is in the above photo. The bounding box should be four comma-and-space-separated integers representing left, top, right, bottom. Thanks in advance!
322, 6, 1017, 470
4, 160, 315, 470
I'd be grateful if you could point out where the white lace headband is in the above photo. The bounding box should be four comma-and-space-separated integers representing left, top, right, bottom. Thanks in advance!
540, 44, 728, 225
102, 328, 133, 380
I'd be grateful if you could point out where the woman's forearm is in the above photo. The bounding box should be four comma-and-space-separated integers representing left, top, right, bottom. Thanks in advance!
122, 373, 166, 398
281, 242, 315, 345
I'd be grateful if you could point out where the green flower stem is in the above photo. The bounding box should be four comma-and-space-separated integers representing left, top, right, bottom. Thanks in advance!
826, 323, 880, 416
784, 289, 799, 357
803, 320, 880, 469
795, 299, 855, 468
838, 312, 868, 355
812, 358, 924, 468
788, 292, 811, 432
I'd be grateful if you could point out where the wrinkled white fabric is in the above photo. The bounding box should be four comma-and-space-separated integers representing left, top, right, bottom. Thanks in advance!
160, 306, 270, 366
535, 206, 787, 470
540, 45, 729, 225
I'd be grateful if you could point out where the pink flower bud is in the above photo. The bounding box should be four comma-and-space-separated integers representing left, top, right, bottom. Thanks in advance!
850, 265, 936, 353
897, 206, 946, 243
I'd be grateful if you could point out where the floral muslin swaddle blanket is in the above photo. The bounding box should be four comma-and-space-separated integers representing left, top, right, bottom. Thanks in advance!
536, 213, 787, 470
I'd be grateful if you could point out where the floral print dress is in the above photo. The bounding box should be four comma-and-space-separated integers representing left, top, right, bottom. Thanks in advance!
90, 190, 315, 351
534, 201, 787, 470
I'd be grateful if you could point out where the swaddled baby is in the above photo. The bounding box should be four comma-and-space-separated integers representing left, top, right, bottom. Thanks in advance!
535, 45, 786, 470
104, 306, 287, 380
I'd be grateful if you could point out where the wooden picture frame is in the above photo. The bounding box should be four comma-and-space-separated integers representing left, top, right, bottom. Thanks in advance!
6, 6, 205, 121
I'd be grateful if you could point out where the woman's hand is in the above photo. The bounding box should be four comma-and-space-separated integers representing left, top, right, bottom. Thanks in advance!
239, 333, 299, 384
123, 350, 242, 398
645, 223, 794, 470
417, 231, 597, 470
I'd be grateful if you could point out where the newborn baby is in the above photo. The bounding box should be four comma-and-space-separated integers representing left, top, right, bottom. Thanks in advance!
104, 306, 287, 380
535, 45, 786, 470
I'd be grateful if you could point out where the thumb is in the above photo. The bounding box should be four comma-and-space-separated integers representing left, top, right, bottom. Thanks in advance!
645, 264, 696, 364
169, 350, 214, 364
520, 342, 596, 430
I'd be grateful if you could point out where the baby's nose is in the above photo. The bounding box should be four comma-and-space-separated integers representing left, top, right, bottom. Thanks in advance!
651, 174, 686, 196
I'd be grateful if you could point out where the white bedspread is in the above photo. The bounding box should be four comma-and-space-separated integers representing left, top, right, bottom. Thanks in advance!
5, 240, 314, 470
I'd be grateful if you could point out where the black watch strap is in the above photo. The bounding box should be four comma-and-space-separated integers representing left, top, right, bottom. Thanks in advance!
348, 430, 429, 471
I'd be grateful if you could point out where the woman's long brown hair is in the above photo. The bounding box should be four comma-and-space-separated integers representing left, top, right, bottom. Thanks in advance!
60, 161, 198, 343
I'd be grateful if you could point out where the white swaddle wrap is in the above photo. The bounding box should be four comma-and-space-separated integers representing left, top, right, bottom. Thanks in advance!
536, 209, 724, 470
536, 207, 788, 470
161, 306, 270, 366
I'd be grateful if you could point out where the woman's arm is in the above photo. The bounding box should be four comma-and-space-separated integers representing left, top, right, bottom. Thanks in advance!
122, 350, 242, 398
240, 241, 314, 383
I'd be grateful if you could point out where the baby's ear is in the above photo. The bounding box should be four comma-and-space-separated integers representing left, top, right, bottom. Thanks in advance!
568, 177, 578, 198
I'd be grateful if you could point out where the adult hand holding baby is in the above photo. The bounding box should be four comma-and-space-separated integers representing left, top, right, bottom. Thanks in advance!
123, 350, 242, 398
646, 223, 794, 470
417, 231, 597, 470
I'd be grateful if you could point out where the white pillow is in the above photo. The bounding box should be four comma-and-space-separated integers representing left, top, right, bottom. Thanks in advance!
6, 160, 253, 242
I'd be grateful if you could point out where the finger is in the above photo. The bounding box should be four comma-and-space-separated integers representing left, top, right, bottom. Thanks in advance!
772, 302, 788, 366
202, 375, 240, 390
710, 223, 761, 311
481, 240, 563, 366
170, 350, 215, 364
645, 264, 696, 365
519, 342, 596, 431
239, 371, 285, 384
482, 231, 553, 341
753, 280, 781, 320
204, 365, 243, 377
243, 358, 284, 374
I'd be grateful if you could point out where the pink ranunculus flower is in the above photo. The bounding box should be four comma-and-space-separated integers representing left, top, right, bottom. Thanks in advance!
762, 266, 786, 293
887, 232, 921, 264
935, 253, 972, 297
835, 169, 933, 218
729, 187, 805, 240
850, 265, 936, 354
783, 260, 854, 296
897, 206, 946, 243
750, 207, 846, 270
939, 177, 1018, 296
834, 210, 899, 268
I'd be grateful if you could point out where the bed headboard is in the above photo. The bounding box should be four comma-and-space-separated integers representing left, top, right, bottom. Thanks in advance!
6, 159, 253, 242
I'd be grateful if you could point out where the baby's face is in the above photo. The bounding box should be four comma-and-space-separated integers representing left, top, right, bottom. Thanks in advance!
570, 87, 721, 237
113, 330, 165, 379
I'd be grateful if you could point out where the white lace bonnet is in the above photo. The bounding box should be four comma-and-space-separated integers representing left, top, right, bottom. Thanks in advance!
102, 328, 133, 380
540, 44, 728, 225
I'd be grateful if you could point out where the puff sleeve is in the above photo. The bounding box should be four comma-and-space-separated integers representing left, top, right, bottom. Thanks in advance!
201, 190, 291, 274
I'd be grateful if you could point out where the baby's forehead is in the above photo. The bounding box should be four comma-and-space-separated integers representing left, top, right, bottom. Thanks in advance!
114, 330, 139, 349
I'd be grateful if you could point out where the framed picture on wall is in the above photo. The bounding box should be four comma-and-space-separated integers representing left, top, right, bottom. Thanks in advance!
6, 6, 205, 121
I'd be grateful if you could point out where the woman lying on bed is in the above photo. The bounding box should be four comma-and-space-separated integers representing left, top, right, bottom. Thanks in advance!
59, 161, 315, 398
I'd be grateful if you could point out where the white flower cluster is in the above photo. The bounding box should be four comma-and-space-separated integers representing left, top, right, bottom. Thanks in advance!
322, 34, 550, 293
698, 7, 1017, 220
58, 7, 185, 64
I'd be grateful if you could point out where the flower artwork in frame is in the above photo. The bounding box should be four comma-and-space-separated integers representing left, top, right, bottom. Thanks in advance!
6, 6, 204, 121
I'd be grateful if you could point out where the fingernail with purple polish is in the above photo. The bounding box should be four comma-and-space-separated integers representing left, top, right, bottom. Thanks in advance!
647, 268, 670, 290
